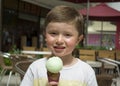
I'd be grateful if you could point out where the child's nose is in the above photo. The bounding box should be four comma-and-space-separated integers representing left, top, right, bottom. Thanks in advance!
56, 35, 64, 44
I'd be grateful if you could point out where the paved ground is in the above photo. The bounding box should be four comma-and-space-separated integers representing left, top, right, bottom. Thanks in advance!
0, 75, 21, 86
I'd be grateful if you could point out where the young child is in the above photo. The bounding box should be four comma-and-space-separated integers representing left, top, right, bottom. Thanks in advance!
20, 5, 98, 86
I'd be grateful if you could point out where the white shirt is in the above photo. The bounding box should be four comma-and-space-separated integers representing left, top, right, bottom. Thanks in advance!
20, 58, 98, 86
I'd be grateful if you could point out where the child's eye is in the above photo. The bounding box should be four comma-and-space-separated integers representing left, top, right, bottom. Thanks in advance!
65, 33, 72, 37
49, 32, 57, 36
51, 32, 57, 34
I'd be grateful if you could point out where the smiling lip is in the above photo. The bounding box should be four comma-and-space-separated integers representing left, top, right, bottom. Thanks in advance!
53, 46, 65, 52
54, 46, 65, 49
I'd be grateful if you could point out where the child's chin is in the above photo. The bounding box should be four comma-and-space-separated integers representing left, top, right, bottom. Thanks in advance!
54, 54, 63, 57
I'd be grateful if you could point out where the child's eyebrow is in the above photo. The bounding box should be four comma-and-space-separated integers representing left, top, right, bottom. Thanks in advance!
47, 29, 58, 32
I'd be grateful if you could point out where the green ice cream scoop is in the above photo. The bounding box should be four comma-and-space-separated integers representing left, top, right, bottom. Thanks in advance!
46, 56, 63, 73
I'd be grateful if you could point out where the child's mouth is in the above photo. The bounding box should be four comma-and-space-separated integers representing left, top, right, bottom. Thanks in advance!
54, 46, 65, 52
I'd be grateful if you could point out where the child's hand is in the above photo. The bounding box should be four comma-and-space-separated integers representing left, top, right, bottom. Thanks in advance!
47, 81, 58, 86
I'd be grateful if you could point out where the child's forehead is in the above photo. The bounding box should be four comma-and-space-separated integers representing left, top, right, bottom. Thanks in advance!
46, 22, 78, 32
47, 22, 76, 28
47, 22, 76, 27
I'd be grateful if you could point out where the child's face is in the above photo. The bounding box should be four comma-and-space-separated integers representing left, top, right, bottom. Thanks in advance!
45, 22, 82, 58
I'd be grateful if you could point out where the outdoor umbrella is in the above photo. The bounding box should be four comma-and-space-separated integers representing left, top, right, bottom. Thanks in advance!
79, 3, 120, 21
64, 0, 120, 3
79, 3, 120, 48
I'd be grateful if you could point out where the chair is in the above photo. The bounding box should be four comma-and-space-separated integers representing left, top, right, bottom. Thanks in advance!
22, 46, 36, 57
97, 50, 115, 60
22, 46, 36, 51
96, 73, 113, 86
97, 50, 116, 73
10, 54, 35, 80
42, 47, 50, 51
79, 49, 96, 61
15, 60, 33, 79
42, 47, 51, 57
32, 36, 37, 47
116, 50, 120, 61
97, 58, 120, 86
0, 53, 13, 86
96, 50, 117, 86
21, 36, 27, 49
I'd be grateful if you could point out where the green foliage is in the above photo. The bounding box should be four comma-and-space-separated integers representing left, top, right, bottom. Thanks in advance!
4, 58, 12, 66
0, 58, 12, 74
0, 45, 21, 73
36, 55, 43, 59
0, 56, 12, 74
1, 45, 20, 66
9, 45, 21, 54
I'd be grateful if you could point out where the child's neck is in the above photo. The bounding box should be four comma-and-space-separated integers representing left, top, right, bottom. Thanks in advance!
61, 55, 78, 67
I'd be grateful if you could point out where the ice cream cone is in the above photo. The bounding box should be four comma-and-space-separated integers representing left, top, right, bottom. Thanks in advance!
46, 56, 63, 86
47, 71, 60, 82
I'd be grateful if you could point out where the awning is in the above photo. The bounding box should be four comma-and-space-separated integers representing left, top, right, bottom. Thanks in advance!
22, 0, 84, 9
64, 0, 120, 3
79, 3, 120, 21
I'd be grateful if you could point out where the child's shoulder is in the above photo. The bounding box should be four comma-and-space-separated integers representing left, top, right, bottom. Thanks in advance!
30, 57, 47, 67
77, 59, 93, 70
33, 57, 47, 64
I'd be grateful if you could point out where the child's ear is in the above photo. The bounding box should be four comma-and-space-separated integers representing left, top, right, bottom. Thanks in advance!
79, 34, 84, 42
76, 34, 84, 45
